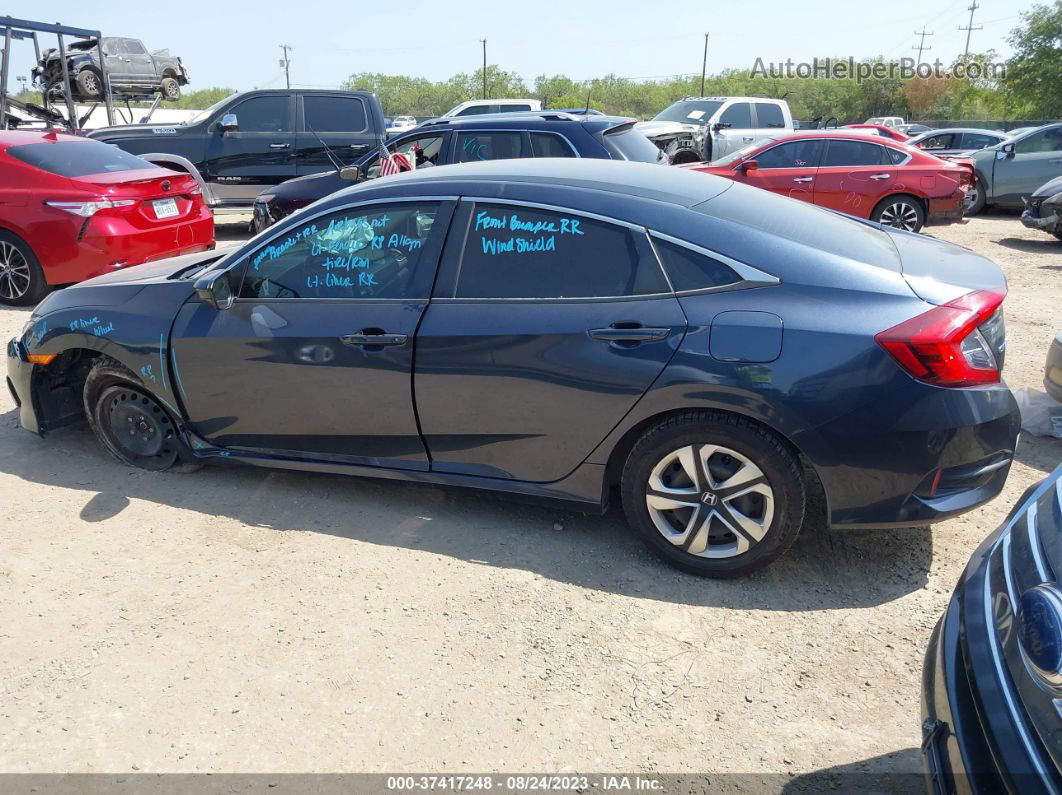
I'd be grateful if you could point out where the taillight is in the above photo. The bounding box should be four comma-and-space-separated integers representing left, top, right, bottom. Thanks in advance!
875, 290, 1006, 387
44, 198, 135, 217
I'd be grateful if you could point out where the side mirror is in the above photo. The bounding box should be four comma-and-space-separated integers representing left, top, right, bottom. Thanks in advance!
740, 159, 759, 173
339, 165, 363, 182
194, 270, 235, 310
712, 122, 726, 133
218, 113, 238, 133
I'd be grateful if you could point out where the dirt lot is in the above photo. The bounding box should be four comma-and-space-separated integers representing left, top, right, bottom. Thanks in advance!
0, 211, 1059, 786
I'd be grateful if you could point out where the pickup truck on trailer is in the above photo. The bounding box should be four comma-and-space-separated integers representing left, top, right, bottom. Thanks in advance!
88, 88, 389, 212
33, 37, 189, 101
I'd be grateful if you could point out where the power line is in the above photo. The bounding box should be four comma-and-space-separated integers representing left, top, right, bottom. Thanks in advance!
959, 1, 983, 57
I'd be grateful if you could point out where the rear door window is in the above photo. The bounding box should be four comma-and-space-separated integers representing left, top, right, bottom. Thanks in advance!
754, 140, 823, 169
500, 104, 533, 112
961, 132, 1001, 150
453, 203, 668, 299
454, 131, 529, 162
303, 95, 367, 132
530, 132, 576, 157
754, 103, 786, 129
821, 140, 886, 166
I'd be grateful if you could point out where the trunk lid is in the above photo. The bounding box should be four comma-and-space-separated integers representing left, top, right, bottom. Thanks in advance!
883, 227, 1007, 306
72, 169, 203, 226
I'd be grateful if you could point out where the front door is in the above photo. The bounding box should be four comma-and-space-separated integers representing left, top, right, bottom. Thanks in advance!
295, 93, 377, 175
736, 139, 824, 204
120, 38, 154, 84
170, 199, 454, 467
812, 138, 895, 219
712, 101, 757, 159
992, 127, 1062, 203
414, 200, 687, 483
204, 94, 297, 206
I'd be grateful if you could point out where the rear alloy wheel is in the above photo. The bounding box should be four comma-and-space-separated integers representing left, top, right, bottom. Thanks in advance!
160, 77, 181, 101
0, 232, 48, 306
621, 412, 805, 577
873, 196, 925, 232
84, 359, 197, 472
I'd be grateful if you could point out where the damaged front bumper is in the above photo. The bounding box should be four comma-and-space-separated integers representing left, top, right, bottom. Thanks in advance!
6, 338, 40, 434
1021, 195, 1062, 236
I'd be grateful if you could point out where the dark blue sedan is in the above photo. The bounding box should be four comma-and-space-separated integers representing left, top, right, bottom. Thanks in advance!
6, 159, 1021, 577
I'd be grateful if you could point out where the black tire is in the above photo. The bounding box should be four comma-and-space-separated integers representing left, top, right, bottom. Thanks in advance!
75, 68, 102, 99
966, 181, 986, 215
0, 230, 49, 306
620, 411, 806, 578
871, 194, 926, 233
160, 77, 181, 101
671, 149, 701, 165
84, 358, 199, 472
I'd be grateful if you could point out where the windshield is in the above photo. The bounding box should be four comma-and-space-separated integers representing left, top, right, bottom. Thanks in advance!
187, 95, 236, 125
652, 100, 724, 126
712, 140, 774, 166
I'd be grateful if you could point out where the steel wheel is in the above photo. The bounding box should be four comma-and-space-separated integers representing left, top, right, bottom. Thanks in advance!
95, 385, 180, 471
0, 240, 31, 301
645, 444, 775, 559
878, 200, 921, 231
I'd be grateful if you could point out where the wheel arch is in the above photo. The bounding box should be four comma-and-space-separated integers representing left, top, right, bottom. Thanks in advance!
601, 405, 827, 516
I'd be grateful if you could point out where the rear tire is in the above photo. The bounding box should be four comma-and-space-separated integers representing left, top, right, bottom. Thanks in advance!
620, 411, 806, 578
84, 358, 199, 472
160, 77, 181, 101
872, 194, 926, 233
966, 182, 986, 215
0, 231, 49, 306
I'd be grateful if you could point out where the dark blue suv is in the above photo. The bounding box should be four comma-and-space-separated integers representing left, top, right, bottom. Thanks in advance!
251, 112, 666, 231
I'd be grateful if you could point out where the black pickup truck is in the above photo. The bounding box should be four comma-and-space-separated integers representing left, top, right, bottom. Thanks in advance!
88, 89, 388, 212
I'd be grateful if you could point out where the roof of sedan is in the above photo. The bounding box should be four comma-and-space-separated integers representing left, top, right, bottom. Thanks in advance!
335, 158, 733, 208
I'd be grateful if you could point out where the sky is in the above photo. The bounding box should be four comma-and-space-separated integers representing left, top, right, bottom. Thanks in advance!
2, 0, 1038, 92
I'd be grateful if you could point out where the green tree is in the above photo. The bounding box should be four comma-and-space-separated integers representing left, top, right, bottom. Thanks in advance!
1005, 1, 1062, 116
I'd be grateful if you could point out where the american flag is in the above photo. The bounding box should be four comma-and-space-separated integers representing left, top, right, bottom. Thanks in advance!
378, 145, 402, 177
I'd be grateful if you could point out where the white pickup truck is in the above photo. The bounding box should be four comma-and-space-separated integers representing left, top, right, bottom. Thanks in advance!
636, 96, 793, 164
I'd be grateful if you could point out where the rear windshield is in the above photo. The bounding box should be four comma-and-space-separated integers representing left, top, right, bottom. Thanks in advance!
7, 141, 156, 177
600, 125, 667, 163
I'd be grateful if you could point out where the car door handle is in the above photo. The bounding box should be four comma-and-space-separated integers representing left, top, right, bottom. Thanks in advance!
792, 177, 813, 183
340, 332, 408, 347
269, 143, 291, 149
869, 173, 892, 180
588, 325, 670, 343
742, 136, 755, 142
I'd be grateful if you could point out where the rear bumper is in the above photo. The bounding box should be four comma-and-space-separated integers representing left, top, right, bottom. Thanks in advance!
818, 384, 1020, 529
44, 210, 215, 285
927, 189, 968, 225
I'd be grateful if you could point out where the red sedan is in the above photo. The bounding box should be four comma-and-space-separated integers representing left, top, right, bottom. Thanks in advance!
687, 131, 972, 232
0, 130, 213, 305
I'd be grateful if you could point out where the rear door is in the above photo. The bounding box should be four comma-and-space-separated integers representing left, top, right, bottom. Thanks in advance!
736, 139, 823, 203
812, 139, 896, 218
120, 39, 154, 84
414, 199, 687, 482
451, 130, 530, 163
296, 93, 377, 176
203, 93, 296, 206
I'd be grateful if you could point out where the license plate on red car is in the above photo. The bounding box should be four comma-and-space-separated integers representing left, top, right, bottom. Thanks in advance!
152, 198, 179, 219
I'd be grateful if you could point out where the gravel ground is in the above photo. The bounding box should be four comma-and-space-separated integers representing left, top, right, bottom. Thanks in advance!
0, 210, 1059, 785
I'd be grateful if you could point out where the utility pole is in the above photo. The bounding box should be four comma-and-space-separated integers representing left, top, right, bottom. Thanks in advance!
913, 28, 933, 63
480, 39, 487, 99
279, 44, 292, 89
700, 33, 709, 96
959, 1, 982, 58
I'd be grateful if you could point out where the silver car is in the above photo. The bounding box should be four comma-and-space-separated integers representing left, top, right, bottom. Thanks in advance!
906, 128, 1009, 158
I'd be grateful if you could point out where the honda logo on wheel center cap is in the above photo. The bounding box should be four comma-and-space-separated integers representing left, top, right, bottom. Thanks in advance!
701, 491, 718, 506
